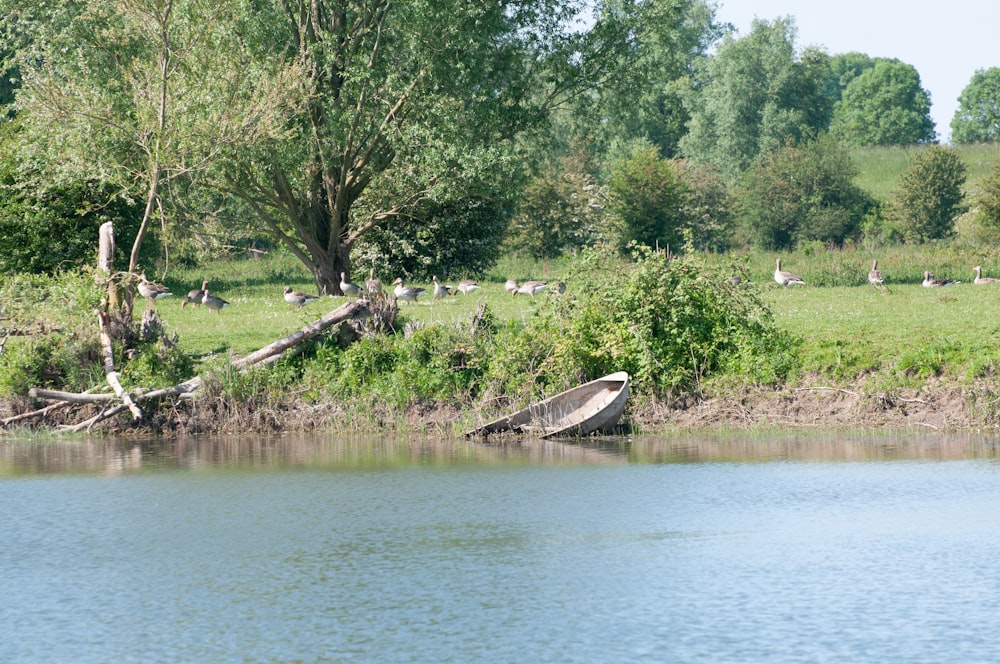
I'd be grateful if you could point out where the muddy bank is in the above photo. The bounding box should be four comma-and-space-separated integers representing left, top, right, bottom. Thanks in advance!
4, 375, 999, 436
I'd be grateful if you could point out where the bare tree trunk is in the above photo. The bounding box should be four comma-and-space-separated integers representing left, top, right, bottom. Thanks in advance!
98, 222, 120, 310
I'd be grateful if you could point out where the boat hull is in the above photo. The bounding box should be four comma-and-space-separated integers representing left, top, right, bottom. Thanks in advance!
466, 372, 629, 438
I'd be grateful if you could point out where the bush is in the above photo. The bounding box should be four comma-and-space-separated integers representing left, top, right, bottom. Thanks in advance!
973, 162, 1000, 244
892, 145, 967, 243
740, 136, 874, 250
0, 129, 147, 273
497, 243, 797, 397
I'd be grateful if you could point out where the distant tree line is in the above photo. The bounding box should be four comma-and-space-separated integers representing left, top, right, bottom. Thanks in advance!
1, 3, 1000, 284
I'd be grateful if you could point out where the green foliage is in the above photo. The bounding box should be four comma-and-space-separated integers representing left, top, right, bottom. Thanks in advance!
579, 0, 724, 158
739, 136, 874, 250
504, 151, 604, 260
606, 143, 686, 253
973, 162, 1000, 243
675, 160, 736, 251
0, 130, 146, 273
830, 59, 936, 146
951, 68, 1000, 144
892, 146, 968, 242
119, 340, 194, 390
523, 244, 796, 395
326, 325, 483, 408
357, 191, 512, 282
0, 270, 105, 397
680, 17, 828, 180
822, 52, 878, 105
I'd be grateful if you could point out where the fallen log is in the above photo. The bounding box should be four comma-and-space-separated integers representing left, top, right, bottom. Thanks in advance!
24, 300, 369, 431
28, 389, 118, 403
232, 300, 369, 368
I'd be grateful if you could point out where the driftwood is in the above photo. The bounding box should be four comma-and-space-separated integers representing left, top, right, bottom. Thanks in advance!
21, 299, 370, 431
98, 310, 143, 420
232, 300, 368, 368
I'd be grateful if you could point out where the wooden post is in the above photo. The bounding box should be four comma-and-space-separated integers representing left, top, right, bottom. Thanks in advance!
98, 222, 120, 309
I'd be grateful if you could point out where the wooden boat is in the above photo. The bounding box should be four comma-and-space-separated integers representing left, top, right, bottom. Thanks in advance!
465, 372, 629, 438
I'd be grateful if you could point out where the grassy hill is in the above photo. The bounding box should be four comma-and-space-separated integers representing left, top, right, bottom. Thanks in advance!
850, 142, 1000, 201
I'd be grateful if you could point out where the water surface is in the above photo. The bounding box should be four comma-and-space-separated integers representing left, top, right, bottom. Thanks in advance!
2, 433, 1000, 663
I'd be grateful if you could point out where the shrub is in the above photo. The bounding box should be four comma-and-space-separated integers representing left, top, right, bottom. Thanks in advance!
892, 145, 968, 243
512, 243, 797, 397
740, 136, 874, 250
973, 162, 1000, 244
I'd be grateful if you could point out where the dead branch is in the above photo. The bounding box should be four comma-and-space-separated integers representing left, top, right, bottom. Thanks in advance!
28, 389, 118, 403
232, 300, 369, 368
97, 310, 142, 420
793, 386, 859, 397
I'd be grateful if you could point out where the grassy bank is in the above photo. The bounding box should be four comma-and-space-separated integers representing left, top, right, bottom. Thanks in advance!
4, 244, 1000, 434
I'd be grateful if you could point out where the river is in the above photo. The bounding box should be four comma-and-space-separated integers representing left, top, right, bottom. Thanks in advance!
2, 433, 1000, 663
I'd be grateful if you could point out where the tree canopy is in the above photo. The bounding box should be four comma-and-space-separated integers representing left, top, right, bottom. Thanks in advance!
830, 59, 936, 146
951, 67, 1000, 144
679, 17, 828, 180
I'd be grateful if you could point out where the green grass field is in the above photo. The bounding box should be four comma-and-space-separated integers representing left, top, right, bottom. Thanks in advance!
850, 142, 1000, 201
147, 249, 1000, 392
153, 252, 572, 360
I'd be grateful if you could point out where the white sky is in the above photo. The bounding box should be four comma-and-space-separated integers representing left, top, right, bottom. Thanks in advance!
715, 0, 1000, 142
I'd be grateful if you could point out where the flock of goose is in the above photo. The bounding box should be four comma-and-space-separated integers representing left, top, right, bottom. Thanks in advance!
772, 258, 999, 290
136, 270, 565, 312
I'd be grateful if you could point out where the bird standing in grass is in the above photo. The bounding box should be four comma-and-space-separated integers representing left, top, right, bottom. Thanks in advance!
393, 278, 426, 304
182, 280, 209, 308
456, 279, 480, 296
137, 274, 172, 305
202, 289, 229, 313
974, 266, 999, 285
774, 259, 805, 287
284, 285, 319, 309
432, 276, 452, 300
922, 271, 959, 288
516, 280, 547, 298
340, 272, 360, 298
868, 260, 887, 292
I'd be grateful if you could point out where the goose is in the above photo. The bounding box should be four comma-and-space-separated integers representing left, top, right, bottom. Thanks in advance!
181, 280, 209, 308
456, 279, 480, 296
551, 281, 567, 295
202, 289, 229, 313
504, 278, 519, 297
284, 285, 319, 309
774, 259, 805, 287
974, 266, 1000, 285
340, 272, 360, 298
517, 280, 547, 298
366, 267, 383, 295
868, 260, 886, 291
137, 274, 173, 301
432, 276, 452, 300
922, 271, 959, 288
393, 278, 426, 303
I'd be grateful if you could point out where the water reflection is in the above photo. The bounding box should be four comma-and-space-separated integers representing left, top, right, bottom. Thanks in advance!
0, 433, 631, 476
2, 430, 1000, 476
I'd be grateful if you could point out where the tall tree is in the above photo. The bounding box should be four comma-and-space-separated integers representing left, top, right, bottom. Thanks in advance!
2, 0, 295, 311
579, 0, 724, 159
679, 17, 828, 180
951, 67, 1000, 144
739, 135, 872, 250
214, 0, 623, 294
830, 59, 936, 146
